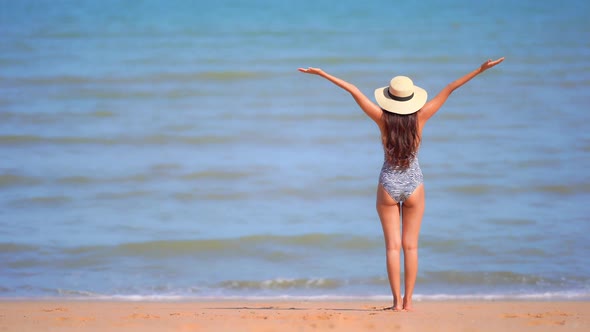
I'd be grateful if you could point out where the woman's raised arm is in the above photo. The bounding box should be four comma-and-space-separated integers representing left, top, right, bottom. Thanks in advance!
298, 67, 383, 125
418, 57, 505, 125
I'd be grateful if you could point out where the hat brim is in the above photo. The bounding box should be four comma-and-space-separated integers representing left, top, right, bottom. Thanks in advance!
374, 85, 428, 115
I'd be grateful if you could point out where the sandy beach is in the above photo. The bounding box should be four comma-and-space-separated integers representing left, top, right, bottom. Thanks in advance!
1, 300, 588, 331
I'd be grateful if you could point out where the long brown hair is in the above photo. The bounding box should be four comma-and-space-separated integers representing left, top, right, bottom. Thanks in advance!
381, 110, 420, 170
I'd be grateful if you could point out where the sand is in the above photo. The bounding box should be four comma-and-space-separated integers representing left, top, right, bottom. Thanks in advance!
1, 300, 589, 331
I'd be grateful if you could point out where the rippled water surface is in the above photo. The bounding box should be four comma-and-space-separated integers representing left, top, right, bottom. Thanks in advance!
1, 0, 589, 300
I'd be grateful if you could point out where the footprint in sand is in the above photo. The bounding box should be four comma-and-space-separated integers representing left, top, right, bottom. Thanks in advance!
43, 307, 69, 313
504, 311, 573, 327
126, 313, 161, 319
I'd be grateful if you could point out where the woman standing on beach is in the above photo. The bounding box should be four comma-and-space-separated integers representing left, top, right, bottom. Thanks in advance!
298, 57, 504, 311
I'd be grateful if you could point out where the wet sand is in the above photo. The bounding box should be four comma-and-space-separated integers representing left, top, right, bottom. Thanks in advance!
1, 300, 589, 331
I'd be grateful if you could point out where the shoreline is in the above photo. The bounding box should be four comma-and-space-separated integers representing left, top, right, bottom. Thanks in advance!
4, 291, 590, 304
2, 299, 588, 331
3, 295, 590, 302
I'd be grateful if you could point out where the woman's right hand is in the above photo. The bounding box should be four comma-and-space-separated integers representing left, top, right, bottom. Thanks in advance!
480, 57, 505, 72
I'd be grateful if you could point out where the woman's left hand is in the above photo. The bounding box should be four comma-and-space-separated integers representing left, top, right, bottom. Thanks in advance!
298, 67, 324, 75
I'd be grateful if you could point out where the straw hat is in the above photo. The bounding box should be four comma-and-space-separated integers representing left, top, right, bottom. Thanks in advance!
374, 76, 427, 115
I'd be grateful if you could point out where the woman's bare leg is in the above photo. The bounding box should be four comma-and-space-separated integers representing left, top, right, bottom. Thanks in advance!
376, 184, 402, 310
400, 184, 425, 311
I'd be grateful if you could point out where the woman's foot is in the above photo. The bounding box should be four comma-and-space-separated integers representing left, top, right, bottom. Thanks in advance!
402, 297, 414, 312
382, 305, 403, 311
383, 298, 403, 312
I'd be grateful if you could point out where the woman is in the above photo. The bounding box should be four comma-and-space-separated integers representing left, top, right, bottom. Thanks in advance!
298, 57, 504, 311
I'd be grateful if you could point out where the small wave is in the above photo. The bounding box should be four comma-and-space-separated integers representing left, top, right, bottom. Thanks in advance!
52, 89, 164, 100
505, 248, 548, 257
0, 135, 109, 145
486, 218, 536, 226
447, 184, 496, 195
94, 190, 154, 200
322, 175, 366, 183
413, 291, 590, 301
422, 271, 547, 286
150, 163, 183, 172
0, 134, 238, 146
7, 70, 271, 88
196, 71, 267, 81
267, 112, 364, 122
173, 181, 374, 201
0, 174, 42, 187
173, 192, 252, 201
267, 186, 375, 200
14, 290, 590, 302
421, 238, 492, 255
10, 195, 71, 207
533, 183, 590, 195
56, 289, 102, 297
504, 183, 590, 195
89, 110, 116, 118
181, 170, 255, 181
114, 233, 378, 255
283, 55, 377, 65
0, 110, 116, 125
56, 174, 148, 186
161, 123, 196, 132
52, 233, 379, 262
5, 75, 90, 86
514, 158, 561, 168
218, 278, 342, 290
57, 176, 96, 185
7, 258, 43, 269
438, 112, 484, 121
0, 242, 39, 253
0, 111, 58, 124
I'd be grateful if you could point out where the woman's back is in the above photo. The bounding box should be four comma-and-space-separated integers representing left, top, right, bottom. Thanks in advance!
298, 57, 504, 311
380, 111, 421, 171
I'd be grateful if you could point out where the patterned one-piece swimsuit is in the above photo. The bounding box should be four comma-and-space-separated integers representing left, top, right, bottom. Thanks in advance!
379, 155, 424, 203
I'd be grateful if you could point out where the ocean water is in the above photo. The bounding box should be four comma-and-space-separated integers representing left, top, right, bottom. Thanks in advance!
1, 0, 589, 300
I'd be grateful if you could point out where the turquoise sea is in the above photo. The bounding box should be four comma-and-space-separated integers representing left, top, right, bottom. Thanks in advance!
1, 0, 589, 300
